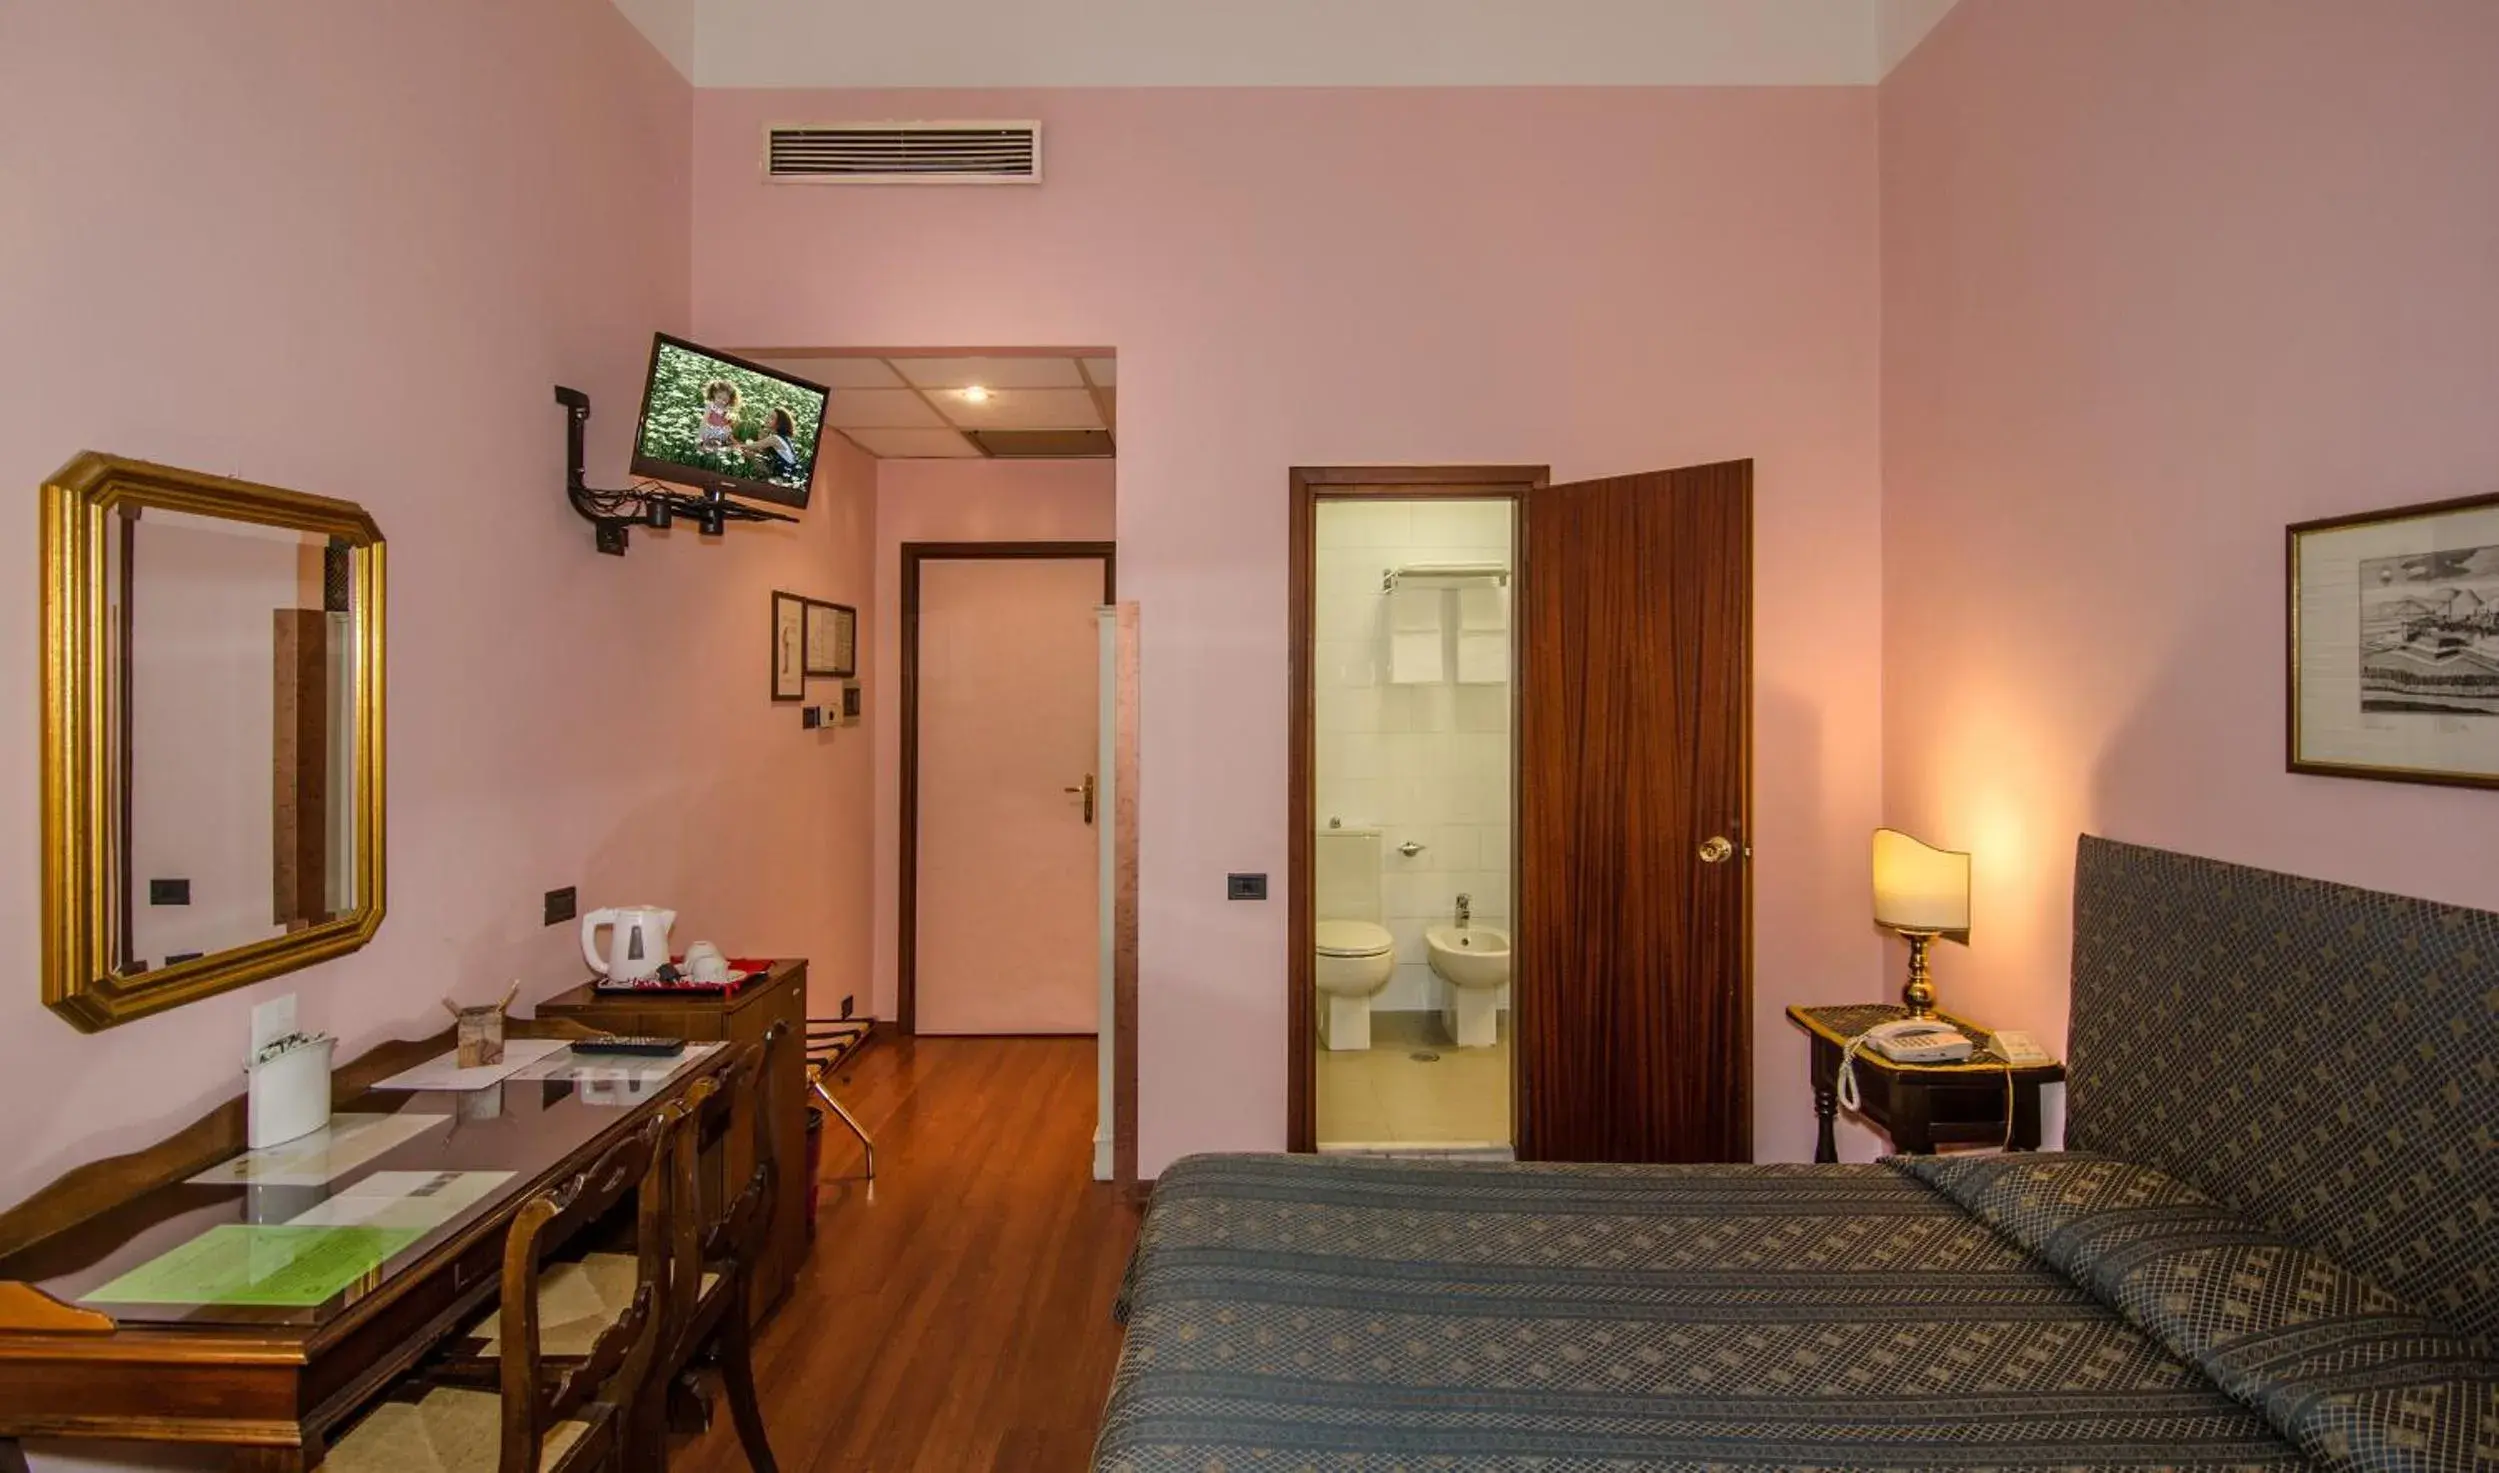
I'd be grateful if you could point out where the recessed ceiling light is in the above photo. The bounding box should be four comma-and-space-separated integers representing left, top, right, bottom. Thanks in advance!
959, 385, 991, 403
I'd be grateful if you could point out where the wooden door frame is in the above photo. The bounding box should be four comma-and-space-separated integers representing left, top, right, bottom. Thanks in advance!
898, 541, 1125, 1167
1286, 466, 1549, 1154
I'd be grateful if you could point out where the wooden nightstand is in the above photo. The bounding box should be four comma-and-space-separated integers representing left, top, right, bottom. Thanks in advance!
1786, 1003, 2065, 1163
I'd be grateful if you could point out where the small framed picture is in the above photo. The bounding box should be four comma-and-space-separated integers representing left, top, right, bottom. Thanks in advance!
803, 598, 856, 679
841, 681, 862, 724
2289, 489, 2499, 789
770, 591, 806, 702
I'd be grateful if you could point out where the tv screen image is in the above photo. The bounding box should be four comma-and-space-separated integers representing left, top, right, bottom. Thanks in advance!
631, 334, 828, 509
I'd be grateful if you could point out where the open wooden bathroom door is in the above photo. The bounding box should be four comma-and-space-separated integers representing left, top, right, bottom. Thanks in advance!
1516, 461, 1751, 1163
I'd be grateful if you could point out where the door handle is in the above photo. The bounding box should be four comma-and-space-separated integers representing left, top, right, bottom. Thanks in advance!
1697, 835, 1735, 865
1064, 774, 1096, 825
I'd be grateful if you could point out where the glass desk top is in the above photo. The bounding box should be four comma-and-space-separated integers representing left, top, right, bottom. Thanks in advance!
0, 1043, 720, 1330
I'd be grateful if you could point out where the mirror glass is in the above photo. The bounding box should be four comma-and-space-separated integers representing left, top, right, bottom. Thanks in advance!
113, 508, 369, 974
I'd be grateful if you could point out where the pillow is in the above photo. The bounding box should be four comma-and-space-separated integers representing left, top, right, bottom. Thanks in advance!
1897, 1153, 2498, 1473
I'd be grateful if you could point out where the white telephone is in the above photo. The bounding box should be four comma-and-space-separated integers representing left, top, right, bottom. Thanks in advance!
1989, 1029, 2053, 1066
1859, 1019, 1974, 1064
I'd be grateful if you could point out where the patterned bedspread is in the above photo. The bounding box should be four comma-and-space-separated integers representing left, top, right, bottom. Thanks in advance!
1096, 1155, 2496, 1471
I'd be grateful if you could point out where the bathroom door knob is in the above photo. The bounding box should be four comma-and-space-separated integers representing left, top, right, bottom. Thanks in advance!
1697, 835, 1736, 865
1064, 773, 1096, 825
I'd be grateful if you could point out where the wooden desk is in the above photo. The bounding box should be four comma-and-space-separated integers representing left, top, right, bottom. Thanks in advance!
1786, 1003, 2065, 1163
533, 960, 809, 1314
0, 1026, 729, 1469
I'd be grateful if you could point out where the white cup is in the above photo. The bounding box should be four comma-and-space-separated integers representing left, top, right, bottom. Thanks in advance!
684, 942, 730, 984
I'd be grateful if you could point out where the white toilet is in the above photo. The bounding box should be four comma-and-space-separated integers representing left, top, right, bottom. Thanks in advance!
1313, 827, 1396, 1052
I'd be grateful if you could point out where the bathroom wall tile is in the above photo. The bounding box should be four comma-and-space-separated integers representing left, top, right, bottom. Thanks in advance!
1390, 918, 1428, 964
1455, 732, 1504, 776
1454, 685, 1509, 732
1354, 732, 1395, 781
1453, 502, 1516, 547
1338, 501, 1414, 548
1430, 824, 1479, 871
1461, 871, 1510, 916
1381, 871, 1433, 920
1321, 778, 1380, 828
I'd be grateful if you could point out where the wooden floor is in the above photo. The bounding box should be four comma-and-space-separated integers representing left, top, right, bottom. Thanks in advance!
679, 1034, 1140, 1473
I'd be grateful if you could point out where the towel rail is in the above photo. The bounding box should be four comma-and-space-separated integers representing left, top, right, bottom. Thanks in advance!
1382, 563, 1511, 592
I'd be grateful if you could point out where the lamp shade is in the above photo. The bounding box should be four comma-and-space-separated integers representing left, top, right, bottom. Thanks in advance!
1871, 828, 1971, 938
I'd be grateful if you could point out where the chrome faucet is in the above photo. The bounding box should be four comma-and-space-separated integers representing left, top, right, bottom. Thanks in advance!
1455, 893, 1472, 930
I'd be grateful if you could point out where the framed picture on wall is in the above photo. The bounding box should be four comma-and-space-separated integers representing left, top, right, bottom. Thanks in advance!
2289, 489, 2499, 789
803, 598, 856, 678
770, 590, 807, 702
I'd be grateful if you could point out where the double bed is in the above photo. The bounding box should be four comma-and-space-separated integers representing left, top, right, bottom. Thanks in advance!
1097, 837, 2499, 1470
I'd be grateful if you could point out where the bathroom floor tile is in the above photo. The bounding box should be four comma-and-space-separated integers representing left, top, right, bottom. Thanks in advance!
1316, 1017, 1510, 1149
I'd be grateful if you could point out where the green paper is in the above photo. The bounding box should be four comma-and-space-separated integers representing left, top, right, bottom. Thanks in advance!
85, 1224, 421, 1308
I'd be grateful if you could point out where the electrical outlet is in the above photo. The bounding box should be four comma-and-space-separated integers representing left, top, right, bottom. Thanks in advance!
544, 886, 577, 926
840, 994, 855, 1020
1227, 873, 1268, 901
149, 877, 190, 906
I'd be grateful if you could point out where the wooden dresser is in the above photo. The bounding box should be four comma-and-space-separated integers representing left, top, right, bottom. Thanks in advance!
535, 958, 811, 1314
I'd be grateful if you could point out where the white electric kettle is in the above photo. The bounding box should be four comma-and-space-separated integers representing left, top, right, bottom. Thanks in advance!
581, 905, 676, 983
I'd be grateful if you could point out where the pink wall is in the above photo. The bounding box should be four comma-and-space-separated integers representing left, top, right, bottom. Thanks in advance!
870, 459, 1119, 1022
1880, 0, 2499, 1078
0, 2, 875, 1212
704, 88, 1887, 1171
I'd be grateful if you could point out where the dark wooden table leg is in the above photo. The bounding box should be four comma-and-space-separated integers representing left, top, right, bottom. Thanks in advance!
1809, 1039, 1840, 1164
1888, 1080, 1934, 1155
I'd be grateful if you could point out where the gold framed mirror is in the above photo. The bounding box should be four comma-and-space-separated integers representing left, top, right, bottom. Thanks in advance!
41, 453, 386, 1031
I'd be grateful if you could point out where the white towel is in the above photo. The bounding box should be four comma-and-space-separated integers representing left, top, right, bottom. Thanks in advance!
1388, 584, 1443, 633
1456, 629, 1508, 684
1457, 584, 1507, 632
1390, 629, 1446, 684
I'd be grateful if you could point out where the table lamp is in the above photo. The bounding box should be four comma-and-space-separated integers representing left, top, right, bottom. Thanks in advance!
1871, 828, 1970, 1019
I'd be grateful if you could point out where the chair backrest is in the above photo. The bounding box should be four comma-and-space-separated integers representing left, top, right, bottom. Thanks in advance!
689, 1023, 787, 1266
496, 1108, 675, 1473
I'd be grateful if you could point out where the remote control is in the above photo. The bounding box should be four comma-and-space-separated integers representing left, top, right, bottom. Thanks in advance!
571, 1036, 687, 1057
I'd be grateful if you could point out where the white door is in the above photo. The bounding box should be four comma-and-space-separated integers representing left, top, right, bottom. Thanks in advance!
915, 558, 1104, 1034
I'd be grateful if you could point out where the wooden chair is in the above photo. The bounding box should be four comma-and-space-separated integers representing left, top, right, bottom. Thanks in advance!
652, 1024, 784, 1473
506, 1029, 785, 1473
322, 1109, 674, 1473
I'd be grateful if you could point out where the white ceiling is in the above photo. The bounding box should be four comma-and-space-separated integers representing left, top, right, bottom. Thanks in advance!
755, 352, 1117, 459
613, 0, 1959, 89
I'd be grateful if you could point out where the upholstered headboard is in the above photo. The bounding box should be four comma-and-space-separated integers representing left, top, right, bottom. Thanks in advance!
2067, 834, 2499, 1348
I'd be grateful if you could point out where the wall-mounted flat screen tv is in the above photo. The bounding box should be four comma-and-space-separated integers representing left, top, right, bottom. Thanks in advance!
630, 333, 829, 509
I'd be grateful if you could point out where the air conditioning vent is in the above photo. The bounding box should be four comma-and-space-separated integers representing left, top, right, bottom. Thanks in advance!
766, 123, 1041, 184
967, 429, 1115, 460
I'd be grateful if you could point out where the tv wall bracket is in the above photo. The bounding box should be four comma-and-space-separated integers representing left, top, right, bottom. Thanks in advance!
556, 385, 793, 556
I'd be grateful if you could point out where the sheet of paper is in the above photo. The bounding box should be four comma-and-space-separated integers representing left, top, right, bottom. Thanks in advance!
188, 1111, 450, 1188
84, 1224, 422, 1308
282, 1170, 515, 1232
370, 1037, 570, 1093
